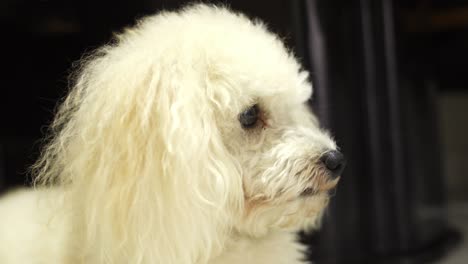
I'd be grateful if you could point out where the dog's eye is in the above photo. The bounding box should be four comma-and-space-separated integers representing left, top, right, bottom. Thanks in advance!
239, 104, 259, 129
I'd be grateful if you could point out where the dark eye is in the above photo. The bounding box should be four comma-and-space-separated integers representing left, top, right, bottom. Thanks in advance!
239, 104, 259, 129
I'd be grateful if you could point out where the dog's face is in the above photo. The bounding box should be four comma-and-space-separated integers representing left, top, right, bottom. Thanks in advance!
222, 93, 343, 235
213, 72, 343, 235
187, 13, 346, 235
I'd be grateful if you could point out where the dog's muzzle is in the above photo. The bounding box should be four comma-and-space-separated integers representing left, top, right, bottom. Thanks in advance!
300, 151, 346, 197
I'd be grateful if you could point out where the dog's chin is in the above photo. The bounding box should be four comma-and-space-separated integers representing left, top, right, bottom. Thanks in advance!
280, 192, 331, 232
238, 186, 333, 236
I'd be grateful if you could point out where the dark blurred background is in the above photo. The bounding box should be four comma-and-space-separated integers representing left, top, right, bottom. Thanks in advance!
1, 0, 467, 263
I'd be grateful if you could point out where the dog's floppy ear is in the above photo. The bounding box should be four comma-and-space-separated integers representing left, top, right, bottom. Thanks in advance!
33, 39, 242, 262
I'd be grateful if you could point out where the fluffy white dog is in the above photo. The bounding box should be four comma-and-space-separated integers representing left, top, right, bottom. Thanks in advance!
0, 4, 345, 264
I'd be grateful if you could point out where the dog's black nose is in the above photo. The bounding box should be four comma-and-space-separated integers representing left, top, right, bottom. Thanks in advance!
320, 150, 346, 178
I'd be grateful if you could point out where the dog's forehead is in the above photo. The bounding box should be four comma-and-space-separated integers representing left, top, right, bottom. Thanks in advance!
177, 7, 312, 107
143, 6, 312, 109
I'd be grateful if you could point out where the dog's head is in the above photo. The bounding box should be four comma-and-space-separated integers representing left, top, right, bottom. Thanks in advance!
165, 6, 346, 236
34, 4, 344, 261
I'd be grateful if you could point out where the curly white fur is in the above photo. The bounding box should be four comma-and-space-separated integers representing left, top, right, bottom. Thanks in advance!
0, 4, 339, 264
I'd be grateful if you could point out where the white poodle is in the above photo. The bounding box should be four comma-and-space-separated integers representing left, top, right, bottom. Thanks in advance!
0, 4, 345, 264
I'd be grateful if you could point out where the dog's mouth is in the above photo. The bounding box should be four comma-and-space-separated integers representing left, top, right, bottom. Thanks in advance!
300, 188, 318, 197
299, 177, 340, 197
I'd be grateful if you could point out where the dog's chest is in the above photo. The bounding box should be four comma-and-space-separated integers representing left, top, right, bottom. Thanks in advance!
208, 231, 307, 264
